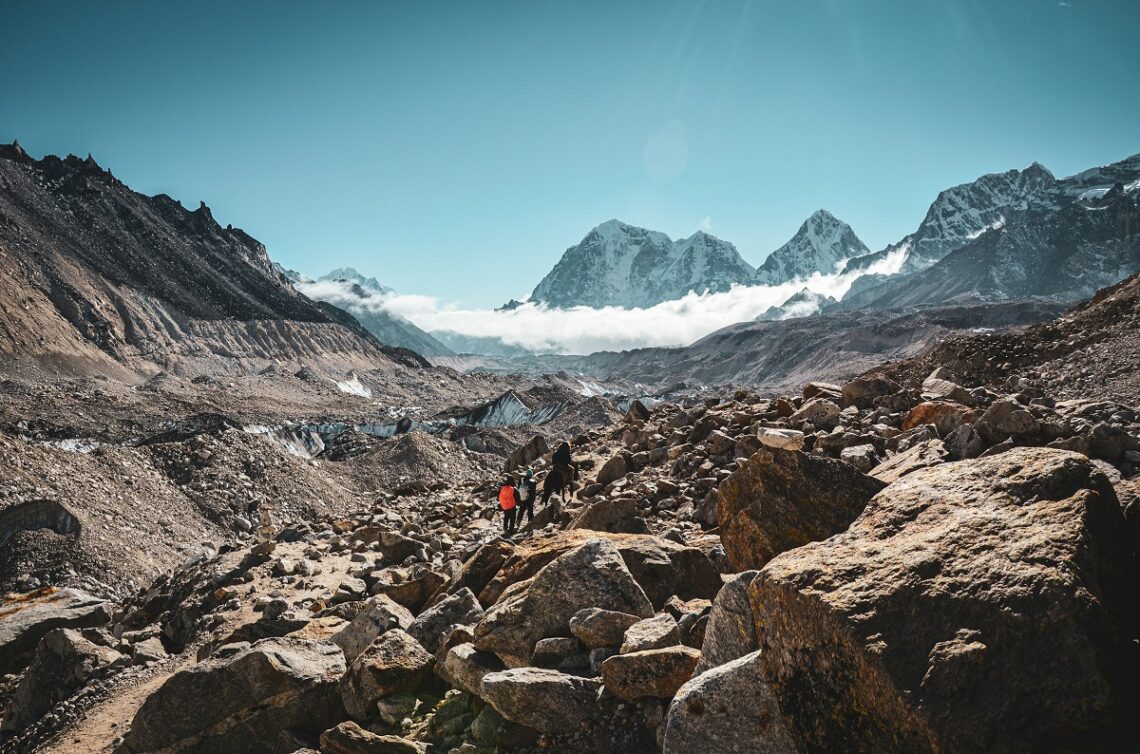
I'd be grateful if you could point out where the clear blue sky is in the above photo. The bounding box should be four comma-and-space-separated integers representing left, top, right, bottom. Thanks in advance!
2, 1, 1138, 307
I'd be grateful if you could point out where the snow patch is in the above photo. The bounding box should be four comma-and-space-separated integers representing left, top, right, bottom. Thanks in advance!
336, 373, 372, 398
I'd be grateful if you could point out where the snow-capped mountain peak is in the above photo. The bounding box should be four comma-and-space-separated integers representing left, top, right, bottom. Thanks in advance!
754, 210, 869, 285
529, 219, 754, 308
319, 267, 392, 295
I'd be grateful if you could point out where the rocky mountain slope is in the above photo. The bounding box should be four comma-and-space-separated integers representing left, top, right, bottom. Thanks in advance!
0, 143, 396, 377
754, 209, 868, 284
529, 220, 756, 309
842, 153, 1140, 308
571, 300, 1060, 392
289, 269, 456, 358
2, 334, 1135, 753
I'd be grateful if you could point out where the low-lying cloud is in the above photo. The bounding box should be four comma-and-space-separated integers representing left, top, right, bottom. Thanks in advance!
297, 247, 906, 355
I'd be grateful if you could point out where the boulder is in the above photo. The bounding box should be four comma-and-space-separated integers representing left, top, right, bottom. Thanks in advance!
842, 373, 901, 410
802, 381, 842, 402
756, 427, 805, 451
339, 630, 434, 721
473, 539, 653, 667
600, 646, 701, 702
569, 608, 642, 649
749, 448, 1128, 754
839, 443, 879, 472
437, 642, 504, 696
532, 636, 584, 668
596, 454, 629, 486
788, 398, 840, 430
921, 375, 973, 405
973, 397, 1041, 445
662, 651, 797, 754
944, 423, 985, 460
331, 594, 415, 663
442, 540, 514, 608
2, 628, 121, 732
319, 721, 428, 754
901, 401, 966, 435
407, 588, 483, 655
705, 430, 736, 457
0, 588, 111, 675
120, 638, 346, 754
621, 614, 680, 653
695, 571, 758, 674
716, 448, 886, 571
869, 438, 948, 484
478, 530, 720, 609
570, 496, 650, 534
505, 434, 549, 472
625, 400, 652, 423
479, 668, 603, 733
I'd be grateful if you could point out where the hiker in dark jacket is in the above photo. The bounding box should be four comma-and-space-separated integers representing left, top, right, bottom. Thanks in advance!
517, 468, 537, 524
553, 440, 572, 470
498, 475, 520, 534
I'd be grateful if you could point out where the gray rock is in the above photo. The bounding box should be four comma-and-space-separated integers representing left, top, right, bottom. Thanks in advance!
662, 651, 797, 754
600, 646, 701, 702
0, 588, 111, 675
407, 588, 483, 655
621, 614, 680, 653
438, 642, 504, 696
120, 638, 346, 754
339, 629, 434, 721
479, 667, 603, 733
331, 594, 415, 663
569, 607, 641, 649
695, 571, 758, 674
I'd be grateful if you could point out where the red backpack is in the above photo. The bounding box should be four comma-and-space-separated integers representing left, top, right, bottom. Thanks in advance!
498, 485, 516, 510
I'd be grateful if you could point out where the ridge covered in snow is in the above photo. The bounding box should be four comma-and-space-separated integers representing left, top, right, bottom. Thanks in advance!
529, 219, 757, 308
755, 209, 870, 285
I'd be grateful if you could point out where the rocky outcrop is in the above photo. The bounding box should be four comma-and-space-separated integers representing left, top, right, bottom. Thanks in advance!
479, 668, 603, 733
749, 448, 1128, 754
716, 449, 886, 571
0, 588, 111, 675
119, 637, 346, 754
339, 630, 434, 721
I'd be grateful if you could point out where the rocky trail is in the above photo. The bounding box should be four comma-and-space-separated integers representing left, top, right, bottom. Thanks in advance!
1, 345, 1138, 753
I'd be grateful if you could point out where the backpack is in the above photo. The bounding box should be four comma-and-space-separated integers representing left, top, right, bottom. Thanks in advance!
519, 482, 532, 502
498, 485, 517, 510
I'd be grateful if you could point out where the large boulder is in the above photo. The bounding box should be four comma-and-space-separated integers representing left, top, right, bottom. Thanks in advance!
695, 571, 758, 674
662, 651, 797, 754
479, 668, 603, 733
119, 638, 346, 754
756, 428, 805, 451
2, 628, 122, 732
869, 439, 948, 484
339, 630, 434, 721
478, 531, 720, 609
788, 398, 840, 430
570, 497, 650, 534
407, 588, 483, 655
973, 397, 1041, 445
596, 454, 629, 486
749, 448, 1128, 754
505, 434, 549, 472
473, 539, 653, 667
842, 373, 901, 410
601, 646, 700, 702
901, 401, 966, 435
0, 588, 111, 675
716, 448, 886, 571
331, 594, 415, 663
620, 614, 680, 653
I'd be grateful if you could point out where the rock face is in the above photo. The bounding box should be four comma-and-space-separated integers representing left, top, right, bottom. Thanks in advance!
716, 449, 886, 571
479, 668, 603, 733
119, 637, 346, 754
529, 220, 756, 309
473, 539, 654, 667
340, 630, 435, 721
662, 651, 797, 754
749, 448, 1128, 754
0, 588, 111, 675
2, 628, 121, 731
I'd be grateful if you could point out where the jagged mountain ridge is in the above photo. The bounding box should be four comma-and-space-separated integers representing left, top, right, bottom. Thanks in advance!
0, 143, 394, 375
841, 154, 1140, 310
754, 209, 869, 284
529, 220, 756, 308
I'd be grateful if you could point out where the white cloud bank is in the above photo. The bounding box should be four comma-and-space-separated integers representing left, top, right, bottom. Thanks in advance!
297, 247, 906, 355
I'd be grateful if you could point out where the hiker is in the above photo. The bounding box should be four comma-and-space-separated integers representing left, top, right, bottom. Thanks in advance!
518, 468, 537, 523
498, 475, 520, 534
553, 440, 573, 471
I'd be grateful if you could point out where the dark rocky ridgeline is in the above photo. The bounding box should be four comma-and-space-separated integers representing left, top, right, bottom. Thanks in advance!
1, 335, 1137, 754
0, 143, 393, 375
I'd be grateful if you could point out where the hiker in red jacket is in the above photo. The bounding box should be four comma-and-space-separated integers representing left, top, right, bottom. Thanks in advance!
498, 475, 520, 535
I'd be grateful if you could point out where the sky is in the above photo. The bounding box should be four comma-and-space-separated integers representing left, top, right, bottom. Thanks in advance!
2, 0, 1139, 311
